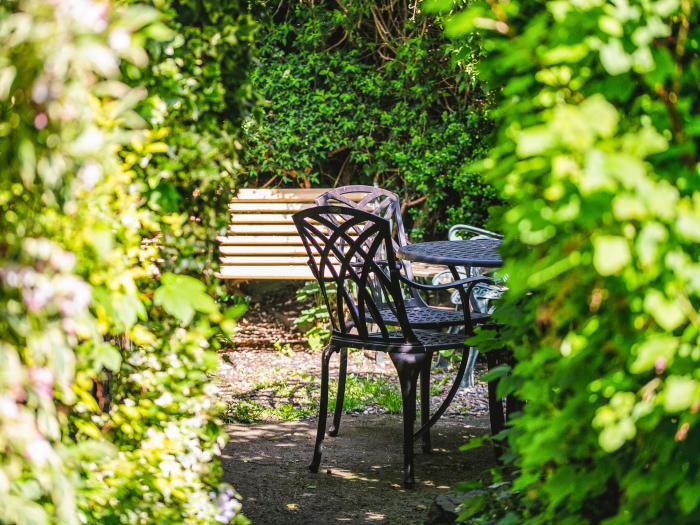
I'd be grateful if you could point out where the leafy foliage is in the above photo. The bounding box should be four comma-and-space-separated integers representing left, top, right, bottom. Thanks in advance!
122, 0, 259, 287
293, 281, 332, 351
244, 0, 497, 237
432, 0, 700, 523
0, 1, 252, 522
225, 372, 401, 424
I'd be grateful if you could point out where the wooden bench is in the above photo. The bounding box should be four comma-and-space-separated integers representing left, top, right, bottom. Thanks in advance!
217, 188, 442, 280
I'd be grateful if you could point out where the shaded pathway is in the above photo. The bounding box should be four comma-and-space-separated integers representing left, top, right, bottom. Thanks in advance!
222, 415, 494, 524
220, 286, 496, 523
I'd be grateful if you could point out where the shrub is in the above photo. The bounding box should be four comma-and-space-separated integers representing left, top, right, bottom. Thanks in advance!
243, 0, 497, 238
122, 0, 259, 289
0, 1, 250, 522
430, 0, 700, 523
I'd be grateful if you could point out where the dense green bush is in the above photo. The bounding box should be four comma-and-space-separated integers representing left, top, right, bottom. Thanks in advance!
0, 1, 249, 522
244, 0, 497, 238
428, 0, 700, 523
123, 0, 258, 288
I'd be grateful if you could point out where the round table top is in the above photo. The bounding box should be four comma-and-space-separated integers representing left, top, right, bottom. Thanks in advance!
397, 238, 503, 267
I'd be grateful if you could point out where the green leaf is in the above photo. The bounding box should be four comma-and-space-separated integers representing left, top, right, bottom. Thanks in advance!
0, 65, 16, 99
224, 303, 248, 320
599, 39, 632, 75
579, 95, 619, 138
420, 0, 454, 14
153, 273, 219, 324
96, 343, 122, 372
598, 16, 623, 37
144, 22, 176, 41
677, 207, 700, 242
623, 125, 668, 158
542, 43, 590, 65
678, 482, 700, 514
0, 496, 49, 525
663, 376, 698, 413
593, 236, 630, 276
644, 290, 686, 331
113, 293, 146, 329
86, 224, 114, 258
443, 10, 479, 38
598, 417, 636, 452
515, 125, 553, 157
652, 0, 680, 16
480, 364, 510, 382
630, 336, 678, 374
635, 222, 667, 268
459, 435, 487, 452
118, 5, 162, 31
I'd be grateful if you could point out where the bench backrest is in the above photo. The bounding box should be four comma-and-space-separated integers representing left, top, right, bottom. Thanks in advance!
217, 187, 443, 280
218, 188, 352, 280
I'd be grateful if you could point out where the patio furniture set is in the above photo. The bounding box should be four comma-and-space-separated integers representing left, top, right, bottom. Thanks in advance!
220, 185, 514, 489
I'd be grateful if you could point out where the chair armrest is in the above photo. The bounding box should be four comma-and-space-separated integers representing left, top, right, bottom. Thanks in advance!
432, 268, 466, 286
398, 273, 493, 291
448, 224, 503, 240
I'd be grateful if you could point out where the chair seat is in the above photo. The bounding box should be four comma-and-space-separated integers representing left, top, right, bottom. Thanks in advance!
408, 329, 472, 350
332, 328, 474, 352
374, 305, 490, 328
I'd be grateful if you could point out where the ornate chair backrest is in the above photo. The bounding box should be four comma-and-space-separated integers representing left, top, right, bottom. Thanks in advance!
316, 186, 420, 305
293, 205, 418, 345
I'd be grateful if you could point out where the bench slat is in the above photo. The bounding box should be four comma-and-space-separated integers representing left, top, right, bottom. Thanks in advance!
410, 262, 447, 278
221, 255, 339, 265
218, 235, 305, 245
217, 265, 317, 280
234, 188, 368, 203
234, 188, 325, 203
221, 256, 311, 265
230, 213, 297, 224
220, 245, 309, 255
229, 202, 312, 213
219, 187, 433, 280
229, 224, 300, 235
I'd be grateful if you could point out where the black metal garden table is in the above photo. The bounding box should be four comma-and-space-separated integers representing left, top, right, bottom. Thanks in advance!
397, 238, 503, 269
397, 237, 513, 445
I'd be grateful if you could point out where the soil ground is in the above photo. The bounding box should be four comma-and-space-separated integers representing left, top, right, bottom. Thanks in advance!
222, 415, 493, 525
219, 284, 496, 524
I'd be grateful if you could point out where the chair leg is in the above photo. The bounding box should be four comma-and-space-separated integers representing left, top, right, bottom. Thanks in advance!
460, 347, 479, 388
328, 347, 347, 437
419, 352, 432, 454
433, 351, 450, 370
390, 352, 427, 489
485, 350, 506, 460
503, 350, 524, 422
309, 345, 337, 473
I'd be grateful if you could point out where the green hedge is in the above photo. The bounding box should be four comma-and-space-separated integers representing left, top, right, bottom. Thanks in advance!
123, 0, 258, 290
0, 1, 249, 523
428, 0, 700, 523
244, 0, 496, 238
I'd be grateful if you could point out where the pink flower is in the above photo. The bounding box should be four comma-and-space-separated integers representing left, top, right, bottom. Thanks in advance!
654, 357, 667, 374
34, 112, 48, 129
28, 367, 54, 400
0, 396, 19, 419
22, 284, 52, 313
54, 0, 109, 33
25, 438, 54, 465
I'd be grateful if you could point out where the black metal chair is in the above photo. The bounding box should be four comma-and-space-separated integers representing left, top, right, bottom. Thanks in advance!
293, 205, 492, 488
315, 186, 490, 436
315, 186, 474, 324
